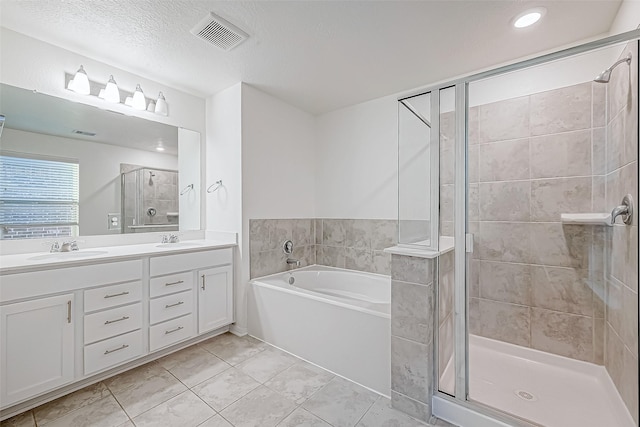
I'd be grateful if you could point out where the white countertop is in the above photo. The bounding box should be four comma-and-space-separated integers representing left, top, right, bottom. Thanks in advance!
0, 238, 237, 274
384, 236, 455, 259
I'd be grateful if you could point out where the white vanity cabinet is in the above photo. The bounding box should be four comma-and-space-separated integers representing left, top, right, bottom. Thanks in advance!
0, 244, 235, 414
0, 294, 75, 407
198, 265, 233, 333
149, 248, 233, 351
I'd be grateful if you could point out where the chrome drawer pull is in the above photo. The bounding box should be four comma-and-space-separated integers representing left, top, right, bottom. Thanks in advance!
104, 344, 129, 355
104, 291, 130, 299
165, 301, 185, 308
104, 316, 130, 325
165, 326, 184, 335
165, 280, 184, 286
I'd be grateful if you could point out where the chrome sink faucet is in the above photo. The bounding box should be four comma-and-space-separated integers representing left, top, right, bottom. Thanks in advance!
49, 241, 61, 253
161, 234, 180, 244
61, 241, 79, 252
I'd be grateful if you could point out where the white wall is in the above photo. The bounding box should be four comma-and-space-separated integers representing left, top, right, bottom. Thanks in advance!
206, 84, 244, 333
315, 94, 398, 219
609, 0, 640, 35
1, 128, 177, 236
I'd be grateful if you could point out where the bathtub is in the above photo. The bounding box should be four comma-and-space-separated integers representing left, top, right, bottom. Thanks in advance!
248, 265, 390, 396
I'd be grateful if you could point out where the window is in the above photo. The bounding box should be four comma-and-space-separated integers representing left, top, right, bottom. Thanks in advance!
0, 154, 79, 240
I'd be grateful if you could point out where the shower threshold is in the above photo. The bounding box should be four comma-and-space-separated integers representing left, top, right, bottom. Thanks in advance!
440, 335, 634, 427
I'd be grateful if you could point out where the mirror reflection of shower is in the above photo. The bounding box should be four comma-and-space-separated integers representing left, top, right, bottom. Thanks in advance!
121, 164, 179, 233
594, 52, 632, 83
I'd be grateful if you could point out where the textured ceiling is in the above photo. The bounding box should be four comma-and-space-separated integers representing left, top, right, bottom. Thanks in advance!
0, 0, 622, 114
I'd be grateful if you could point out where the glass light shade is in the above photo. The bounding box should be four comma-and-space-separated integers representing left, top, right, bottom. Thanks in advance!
132, 84, 147, 110
104, 75, 120, 103
147, 101, 156, 112
70, 65, 90, 95
124, 96, 134, 107
154, 91, 168, 116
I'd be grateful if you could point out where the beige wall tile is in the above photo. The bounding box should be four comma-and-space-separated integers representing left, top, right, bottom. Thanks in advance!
371, 220, 398, 250
479, 261, 532, 306
611, 225, 639, 291
594, 317, 604, 365
391, 391, 431, 423
529, 223, 589, 268
592, 127, 606, 175
478, 96, 530, 143
606, 278, 624, 334
530, 177, 592, 222
606, 324, 625, 397
479, 181, 530, 222
392, 280, 434, 345
438, 260, 454, 321
391, 255, 434, 285
531, 266, 593, 316
438, 312, 454, 392
317, 245, 345, 269
531, 308, 593, 362
478, 138, 530, 182
592, 81, 607, 128
622, 347, 640, 426
440, 185, 454, 224
391, 336, 432, 404
478, 222, 531, 264
470, 298, 530, 347
621, 285, 639, 357
322, 219, 347, 246
530, 82, 591, 136
607, 111, 627, 173
292, 219, 314, 247
530, 130, 591, 178
371, 250, 391, 275
345, 219, 371, 251
468, 106, 479, 145
345, 247, 372, 272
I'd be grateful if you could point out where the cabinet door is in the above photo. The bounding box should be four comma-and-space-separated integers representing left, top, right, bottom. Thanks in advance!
198, 265, 233, 334
1, 294, 75, 407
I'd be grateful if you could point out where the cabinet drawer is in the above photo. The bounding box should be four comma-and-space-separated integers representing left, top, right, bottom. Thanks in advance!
84, 303, 142, 345
150, 291, 193, 325
84, 281, 142, 313
150, 249, 232, 277
84, 329, 143, 375
149, 314, 194, 351
150, 272, 193, 298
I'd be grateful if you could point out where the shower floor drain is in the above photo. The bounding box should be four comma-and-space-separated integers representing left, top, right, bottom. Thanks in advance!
515, 390, 538, 401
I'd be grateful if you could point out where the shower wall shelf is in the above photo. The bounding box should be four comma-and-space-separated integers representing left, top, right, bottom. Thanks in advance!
560, 213, 612, 226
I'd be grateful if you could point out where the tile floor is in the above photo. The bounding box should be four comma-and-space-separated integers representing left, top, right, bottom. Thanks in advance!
1, 333, 454, 427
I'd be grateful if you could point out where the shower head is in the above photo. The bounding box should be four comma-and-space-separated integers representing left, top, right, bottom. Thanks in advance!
594, 53, 632, 83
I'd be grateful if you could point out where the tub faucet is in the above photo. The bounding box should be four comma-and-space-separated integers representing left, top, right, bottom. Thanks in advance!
61, 241, 79, 252
286, 258, 301, 267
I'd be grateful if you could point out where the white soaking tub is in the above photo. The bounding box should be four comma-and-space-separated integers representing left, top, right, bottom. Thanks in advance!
248, 265, 391, 396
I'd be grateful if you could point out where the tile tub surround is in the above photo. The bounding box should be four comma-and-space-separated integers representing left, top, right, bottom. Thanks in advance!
464, 79, 613, 366
249, 218, 397, 278
0, 333, 455, 427
390, 254, 436, 422
604, 41, 639, 426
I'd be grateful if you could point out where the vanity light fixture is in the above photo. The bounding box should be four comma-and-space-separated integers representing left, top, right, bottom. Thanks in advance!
68, 65, 91, 95
155, 92, 168, 116
102, 75, 120, 103
513, 7, 546, 28
65, 66, 169, 117
132, 84, 147, 110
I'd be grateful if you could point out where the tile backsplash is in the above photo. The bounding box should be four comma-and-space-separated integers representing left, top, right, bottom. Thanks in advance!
249, 218, 397, 279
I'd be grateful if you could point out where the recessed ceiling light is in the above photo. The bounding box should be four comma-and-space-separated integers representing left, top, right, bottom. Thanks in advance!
513, 8, 546, 28
156, 146, 165, 152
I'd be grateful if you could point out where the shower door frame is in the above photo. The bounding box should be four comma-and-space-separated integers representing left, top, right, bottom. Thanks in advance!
415, 28, 640, 427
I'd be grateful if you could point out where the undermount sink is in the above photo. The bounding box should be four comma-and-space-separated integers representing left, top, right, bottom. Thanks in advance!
156, 242, 204, 249
28, 250, 109, 261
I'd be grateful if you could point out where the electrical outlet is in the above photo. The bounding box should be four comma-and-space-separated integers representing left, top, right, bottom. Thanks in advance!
108, 213, 121, 231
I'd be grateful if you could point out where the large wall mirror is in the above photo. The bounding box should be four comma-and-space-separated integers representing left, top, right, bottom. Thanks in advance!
0, 83, 201, 240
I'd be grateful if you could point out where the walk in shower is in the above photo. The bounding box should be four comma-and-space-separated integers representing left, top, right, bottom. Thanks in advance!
121, 166, 179, 233
399, 31, 639, 427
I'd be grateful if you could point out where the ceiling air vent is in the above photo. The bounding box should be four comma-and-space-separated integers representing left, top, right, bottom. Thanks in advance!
191, 12, 249, 51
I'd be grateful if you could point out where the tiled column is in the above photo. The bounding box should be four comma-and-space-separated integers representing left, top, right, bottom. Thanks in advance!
390, 254, 435, 422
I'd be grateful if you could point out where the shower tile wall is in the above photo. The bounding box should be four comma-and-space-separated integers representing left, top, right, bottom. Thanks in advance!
390, 254, 436, 422
315, 219, 396, 275
249, 218, 396, 278
465, 80, 608, 365
604, 41, 639, 425
142, 170, 178, 225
